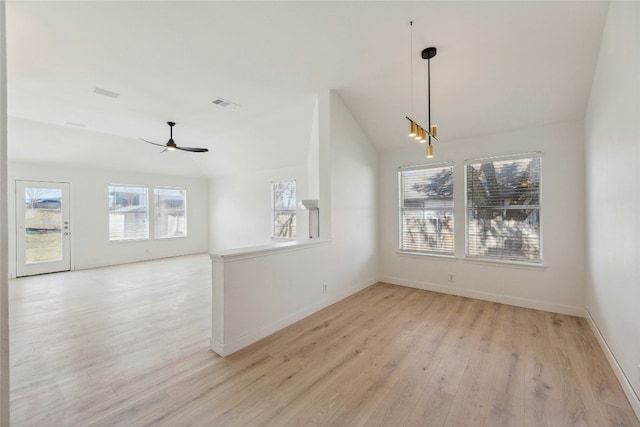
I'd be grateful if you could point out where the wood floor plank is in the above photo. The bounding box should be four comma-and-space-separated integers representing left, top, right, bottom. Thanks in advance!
8, 255, 640, 426
483, 349, 526, 427
407, 384, 454, 427
443, 349, 494, 427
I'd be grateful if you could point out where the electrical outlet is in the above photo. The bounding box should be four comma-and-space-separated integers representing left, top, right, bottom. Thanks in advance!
448, 273, 455, 283
322, 283, 327, 294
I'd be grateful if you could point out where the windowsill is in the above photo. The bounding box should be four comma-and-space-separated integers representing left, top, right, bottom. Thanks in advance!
271, 237, 296, 242
463, 257, 546, 270
397, 250, 458, 262
108, 238, 150, 243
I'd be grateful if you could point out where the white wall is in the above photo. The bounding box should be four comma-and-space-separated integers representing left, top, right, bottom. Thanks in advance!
380, 120, 586, 315
209, 90, 379, 355
8, 162, 209, 277
0, 1, 9, 422
208, 165, 308, 250
585, 1, 640, 403
328, 91, 379, 287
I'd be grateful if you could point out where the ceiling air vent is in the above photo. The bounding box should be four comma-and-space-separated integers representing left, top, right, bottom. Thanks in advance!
212, 97, 240, 109
93, 87, 120, 99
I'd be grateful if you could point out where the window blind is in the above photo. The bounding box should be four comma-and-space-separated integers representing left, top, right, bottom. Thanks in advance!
465, 155, 541, 262
154, 187, 187, 238
399, 165, 454, 255
108, 185, 149, 241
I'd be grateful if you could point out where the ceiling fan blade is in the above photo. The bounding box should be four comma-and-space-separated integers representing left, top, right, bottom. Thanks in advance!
143, 123, 208, 153
176, 146, 209, 153
140, 138, 166, 148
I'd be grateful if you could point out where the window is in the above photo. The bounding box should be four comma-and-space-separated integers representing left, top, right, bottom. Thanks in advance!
108, 185, 148, 241
154, 188, 187, 238
465, 155, 541, 263
399, 164, 454, 255
272, 180, 296, 239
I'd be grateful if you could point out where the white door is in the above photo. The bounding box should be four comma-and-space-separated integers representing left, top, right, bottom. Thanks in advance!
16, 181, 71, 277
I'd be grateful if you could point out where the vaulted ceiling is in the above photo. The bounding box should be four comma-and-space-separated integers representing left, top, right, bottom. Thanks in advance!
6, 1, 608, 178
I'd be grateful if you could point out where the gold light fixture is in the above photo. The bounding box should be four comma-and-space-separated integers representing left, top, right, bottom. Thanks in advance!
405, 22, 439, 158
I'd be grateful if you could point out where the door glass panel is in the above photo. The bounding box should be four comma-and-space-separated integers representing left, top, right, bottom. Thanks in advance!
24, 187, 63, 264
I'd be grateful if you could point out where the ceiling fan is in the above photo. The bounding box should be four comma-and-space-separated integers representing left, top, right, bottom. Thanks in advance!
140, 121, 209, 153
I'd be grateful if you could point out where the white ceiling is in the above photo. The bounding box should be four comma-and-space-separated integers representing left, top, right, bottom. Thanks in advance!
6, 1, 609, 178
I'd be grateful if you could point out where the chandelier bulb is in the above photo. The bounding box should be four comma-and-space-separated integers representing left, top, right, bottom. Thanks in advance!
408, 120, 416, 137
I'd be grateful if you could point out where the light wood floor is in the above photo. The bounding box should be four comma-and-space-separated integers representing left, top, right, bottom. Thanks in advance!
9, 254, 639, 426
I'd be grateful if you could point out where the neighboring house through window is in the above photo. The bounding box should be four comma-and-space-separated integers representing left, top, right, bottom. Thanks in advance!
399, 164, 454, 255
272, 180, 296, 239
108, 185, 149, 241
154, 187, 187, 238
465, 154, 542, 263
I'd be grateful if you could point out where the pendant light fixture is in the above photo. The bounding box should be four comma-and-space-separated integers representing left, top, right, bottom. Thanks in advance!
405, 22, 439, 158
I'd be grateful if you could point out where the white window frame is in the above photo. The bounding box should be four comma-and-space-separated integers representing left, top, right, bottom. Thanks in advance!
398, 163, 455, 256
108, 184, 149, 242
271, 180, 296, 240
464, 152, 542, 264
154, 187, 187, 239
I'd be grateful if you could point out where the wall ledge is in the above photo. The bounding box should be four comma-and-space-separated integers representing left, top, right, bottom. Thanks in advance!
380, 275, 586, 317
585, 310, 640, 422
210, 238, 332, 262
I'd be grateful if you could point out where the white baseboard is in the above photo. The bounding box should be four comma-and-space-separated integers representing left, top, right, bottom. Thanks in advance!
585, 310, 640, 422
210, 277, 378, 357
380, 275, 586, 317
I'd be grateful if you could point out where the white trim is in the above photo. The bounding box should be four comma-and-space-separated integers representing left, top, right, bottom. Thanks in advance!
380, 275, 586, 317
210, 276, 377, 357
209, 338, 226, 357
464, 151, 543, 164
398, 160, 455, 171
463, 257, 546, 271
585, 310, 640, 422
397, 250, 457, 261
210, 238, 331, 262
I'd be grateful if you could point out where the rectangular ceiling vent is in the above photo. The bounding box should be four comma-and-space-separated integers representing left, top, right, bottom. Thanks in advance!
93, 87, 120, 99
212, 97, 240, 109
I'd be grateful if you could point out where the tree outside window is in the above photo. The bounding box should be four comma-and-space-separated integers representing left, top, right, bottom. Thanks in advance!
272, 181, 296, 239
399, 165, 454, 255
465, 156, 541, 262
